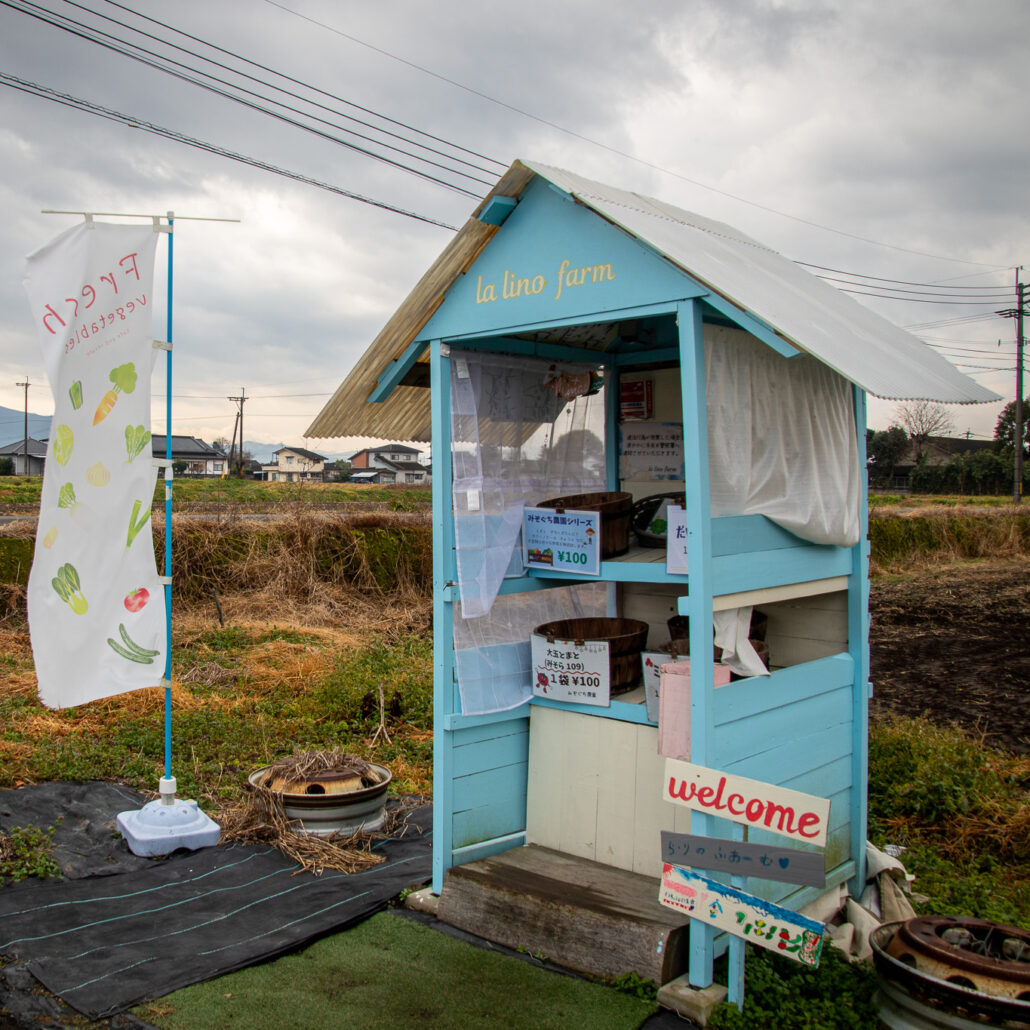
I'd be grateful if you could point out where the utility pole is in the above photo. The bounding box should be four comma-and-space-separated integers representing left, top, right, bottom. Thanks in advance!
15, 378, 29, 476
997, 273, 1027, 504
227, 388, 247, 476
1017, 278, 1025, 504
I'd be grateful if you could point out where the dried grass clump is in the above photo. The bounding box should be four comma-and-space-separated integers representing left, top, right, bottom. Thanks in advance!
869, 510, 1030, 574
164, 511, 431, 612
257, 749, 385, 789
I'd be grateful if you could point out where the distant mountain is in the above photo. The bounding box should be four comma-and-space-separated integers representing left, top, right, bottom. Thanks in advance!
0, 405, 51, 448
242, 441, 358, 464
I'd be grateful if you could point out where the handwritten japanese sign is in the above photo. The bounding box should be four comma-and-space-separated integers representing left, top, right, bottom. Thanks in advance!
660, 831, 826, 888
660, 864, 825, 968
618, 422, 684, 480
531, 634, 610, 706
663, 759, 830, 847
665, 504, 688, 574
523, 506, 601, 576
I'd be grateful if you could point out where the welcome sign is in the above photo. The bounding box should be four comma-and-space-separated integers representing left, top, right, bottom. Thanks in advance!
663, 759, 830, 847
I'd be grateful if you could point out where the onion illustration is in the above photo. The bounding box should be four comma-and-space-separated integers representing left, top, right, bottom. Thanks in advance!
85, 462, 111, 487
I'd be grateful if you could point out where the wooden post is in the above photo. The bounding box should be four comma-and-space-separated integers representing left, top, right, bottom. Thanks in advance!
676, 298, 719, 989
849, 386, 870, 894
430, 338, 456, 894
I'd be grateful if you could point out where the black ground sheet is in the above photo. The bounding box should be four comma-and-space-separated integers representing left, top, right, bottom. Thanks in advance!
0, 783, 432, 1021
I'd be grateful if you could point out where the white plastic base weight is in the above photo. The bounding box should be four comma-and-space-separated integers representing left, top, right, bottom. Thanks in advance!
117, 796, 221, 857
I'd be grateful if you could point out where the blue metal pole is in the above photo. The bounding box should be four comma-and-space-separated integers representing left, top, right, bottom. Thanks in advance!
164, 212, 174, 781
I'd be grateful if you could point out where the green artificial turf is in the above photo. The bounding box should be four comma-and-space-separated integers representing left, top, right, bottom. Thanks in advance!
135, 912, 658, 1030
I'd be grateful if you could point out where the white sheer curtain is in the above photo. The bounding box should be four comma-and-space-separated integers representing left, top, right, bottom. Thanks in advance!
450, 349, 609, 714
705, 326, 860, 548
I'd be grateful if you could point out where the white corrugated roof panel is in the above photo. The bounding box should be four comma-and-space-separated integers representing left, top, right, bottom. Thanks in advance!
526, 161, 999, 404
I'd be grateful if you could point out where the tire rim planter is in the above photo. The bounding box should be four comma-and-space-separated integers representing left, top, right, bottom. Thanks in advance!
870, 917, 1030, 1029
248, 763, 392, 837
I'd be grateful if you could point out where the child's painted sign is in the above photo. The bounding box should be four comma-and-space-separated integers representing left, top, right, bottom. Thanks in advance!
665, 504, 688, 574
531, 634, 610, 706
618, 422, 684, 480
660, 831, 826, 888
523, 506, 601, 575
660, 864, 825, 968
663, 759, 830, 847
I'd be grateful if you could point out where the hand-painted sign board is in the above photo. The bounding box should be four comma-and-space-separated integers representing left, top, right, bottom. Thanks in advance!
660, 864, 825, 968
523, 506, 601, 576
660, 831, 826, 888
531, 634, 610, 706
663, 759, 830, 848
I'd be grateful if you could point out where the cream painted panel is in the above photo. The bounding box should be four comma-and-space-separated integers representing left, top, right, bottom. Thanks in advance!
595, 718, 639, 869
526, 705, 564, 848
558, 708, 601, 862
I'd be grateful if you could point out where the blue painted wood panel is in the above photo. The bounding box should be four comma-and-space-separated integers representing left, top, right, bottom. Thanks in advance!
454, 763, 529, 811
720, 722, 853, 786
712, 547, 852, 595
422, 176, 705, 342
713, 686, 852, 766
453, 787, 528, 850
713, 655, 854, 724
710, 515, 823, 555
451, 726, 529, 778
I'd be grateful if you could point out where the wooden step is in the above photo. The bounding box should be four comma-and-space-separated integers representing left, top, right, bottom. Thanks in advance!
437, 844, 689, 984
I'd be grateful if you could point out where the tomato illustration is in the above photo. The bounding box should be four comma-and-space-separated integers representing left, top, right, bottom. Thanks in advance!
123, 587, 150, 612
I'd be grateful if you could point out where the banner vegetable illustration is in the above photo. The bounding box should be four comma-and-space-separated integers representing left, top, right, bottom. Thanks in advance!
126, 498, 151, 548
93, 362, 138, 425
53, 425, 74, 466
51, 563, 87, 615
106, 623, 159, 664
68, 380, 83, 410
58, 483, 79, 511
124, 425, 151, 462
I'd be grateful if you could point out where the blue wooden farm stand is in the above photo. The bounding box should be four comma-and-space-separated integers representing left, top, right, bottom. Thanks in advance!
309, 160, 994, 1002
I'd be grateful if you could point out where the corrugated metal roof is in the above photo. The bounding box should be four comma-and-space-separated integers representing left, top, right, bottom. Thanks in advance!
529, 161, 997, 405
307, 160, 997, 440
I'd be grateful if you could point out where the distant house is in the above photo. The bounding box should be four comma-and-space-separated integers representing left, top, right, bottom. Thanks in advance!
0, 434, 226, 477
261, 446, 326, 483
152, 435, 227, 476
0, 437, 47, 476
889, 435, 996, 490
349, 443, 430, 485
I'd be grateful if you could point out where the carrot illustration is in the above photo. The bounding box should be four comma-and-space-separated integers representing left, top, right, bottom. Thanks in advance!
93, 363, 138, 425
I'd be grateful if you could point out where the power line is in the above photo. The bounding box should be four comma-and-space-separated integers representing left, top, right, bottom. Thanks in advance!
799, 261, 1013, 292
2, 0, 486, 196
258, 0, 1015, 269
834, 286, 1010, 305
0, 73, 460, 230
96, 0, 504, 174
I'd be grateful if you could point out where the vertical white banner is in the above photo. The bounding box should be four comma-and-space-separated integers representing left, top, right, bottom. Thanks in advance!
24, 221, 166, 708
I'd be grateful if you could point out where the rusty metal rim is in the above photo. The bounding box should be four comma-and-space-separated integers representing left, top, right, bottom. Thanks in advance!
896, 916, 1030, 984
249, 764, 392, 806
871, 922, 1030, 1029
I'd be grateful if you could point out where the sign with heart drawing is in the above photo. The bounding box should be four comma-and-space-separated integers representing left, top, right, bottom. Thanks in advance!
660, 831, 826, 888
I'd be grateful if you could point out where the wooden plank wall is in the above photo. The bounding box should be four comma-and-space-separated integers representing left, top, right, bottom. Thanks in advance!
450, 716, 530, 851
526, 654, 854, 893
620, 584, 849, 673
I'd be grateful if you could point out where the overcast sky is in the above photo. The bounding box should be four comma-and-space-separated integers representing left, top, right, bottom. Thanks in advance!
1, 0, 1027, 457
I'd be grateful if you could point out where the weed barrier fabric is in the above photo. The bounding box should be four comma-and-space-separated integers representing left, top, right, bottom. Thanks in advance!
0, 804, 432, 1019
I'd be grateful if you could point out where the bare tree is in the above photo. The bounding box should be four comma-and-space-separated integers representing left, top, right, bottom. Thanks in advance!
894, 400, 955, 463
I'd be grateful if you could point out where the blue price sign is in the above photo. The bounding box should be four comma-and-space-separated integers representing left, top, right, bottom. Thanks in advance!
523, 506, 601, 576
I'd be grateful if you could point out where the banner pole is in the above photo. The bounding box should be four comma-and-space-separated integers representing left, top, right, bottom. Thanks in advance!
164, 211, 174, 782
